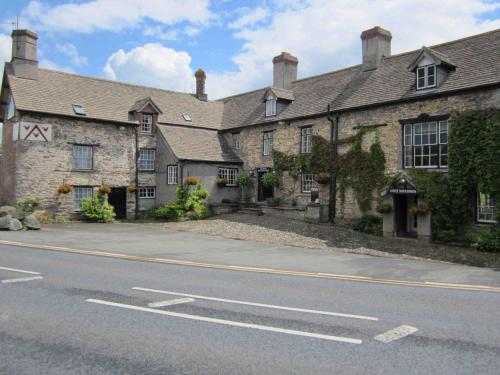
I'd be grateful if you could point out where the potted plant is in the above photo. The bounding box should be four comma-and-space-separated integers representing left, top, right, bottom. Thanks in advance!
408, 205, 418, 215
216, 178, 228, 187
127, 184, 138, 193
261, 172, 280, 188
375, 201, 392, 214
57, 183, 73, 194
417, 203, 430, 215
185, 176, 199, 186
98, 184, 112, 195
315, 172, 330, 185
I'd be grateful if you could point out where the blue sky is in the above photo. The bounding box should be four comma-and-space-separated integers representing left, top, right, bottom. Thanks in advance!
0, 0, 499, 99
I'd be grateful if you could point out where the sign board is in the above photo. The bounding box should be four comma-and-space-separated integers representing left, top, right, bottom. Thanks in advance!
389, 188, 417, 194
18, 122, 52, 142
257, 167, 270, 172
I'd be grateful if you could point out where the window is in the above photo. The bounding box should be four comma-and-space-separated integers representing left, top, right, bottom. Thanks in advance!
139, 187, 156, 199
73, 186, 93, 210
265, 99, 277, 117
73, 145, 93, 170
73, 104, 86, 116
300, 126, 312, 154
139, 149, 155, 171
218, 167, 238, 186
167, 165, 178, 185
182, 114, 192, 122
141, 114, 153, 133
301, 173, 315, 193
7, 95, 15, 120
477, 192, 497, 223
416, 65, 436, 90
232, 133, 240, 150
403, 120, 448, 168
263, 131, 273, 156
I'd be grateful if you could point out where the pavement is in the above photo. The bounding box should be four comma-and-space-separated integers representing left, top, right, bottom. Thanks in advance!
0, 222, 499, 287
1, 243, 500, 374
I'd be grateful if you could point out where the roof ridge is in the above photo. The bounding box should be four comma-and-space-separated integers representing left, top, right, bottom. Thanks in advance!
37, 67, 201, 99
217, 86, 270, 102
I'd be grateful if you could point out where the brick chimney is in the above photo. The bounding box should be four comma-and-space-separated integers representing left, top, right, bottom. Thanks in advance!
195, 68, 207, 101
11, 29, 38, 80
360, 26, 392, 71
272, 52, 298, 89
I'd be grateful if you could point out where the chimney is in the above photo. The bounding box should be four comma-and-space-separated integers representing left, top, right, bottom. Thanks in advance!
11, 29, 38, 80
272, 52, 298, 89
360, 26, 391, 71
195, 68, 207, 101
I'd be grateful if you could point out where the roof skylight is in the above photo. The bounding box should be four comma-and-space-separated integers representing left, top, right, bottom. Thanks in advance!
182, 114, 192, 122
73, 104, 86, 116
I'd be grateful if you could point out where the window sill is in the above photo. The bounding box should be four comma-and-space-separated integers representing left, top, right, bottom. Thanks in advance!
138, 170, 155, 173
71, 169, 94, 173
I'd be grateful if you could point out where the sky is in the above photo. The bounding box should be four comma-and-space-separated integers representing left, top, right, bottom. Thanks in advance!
0, 0, 499, 100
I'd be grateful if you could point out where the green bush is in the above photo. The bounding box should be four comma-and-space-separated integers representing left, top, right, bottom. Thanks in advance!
351, 214, 382, 236
152, 185, 210, 221
474, 228, 500, 252
81, 195, 115, 223
261, 172, 280, 188
236, 171, 252, 187
16, 196, 40, 215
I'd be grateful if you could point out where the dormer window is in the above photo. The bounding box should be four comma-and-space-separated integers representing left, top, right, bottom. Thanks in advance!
141, 114, 152, 133
265, 99, 277, 117
417, 65, 436, 90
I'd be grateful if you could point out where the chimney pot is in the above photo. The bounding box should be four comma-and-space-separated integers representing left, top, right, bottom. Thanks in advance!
195, 68, 207, 101
11, 29, 39, 80
272, 52, 298, 89
360, 26, 392, 71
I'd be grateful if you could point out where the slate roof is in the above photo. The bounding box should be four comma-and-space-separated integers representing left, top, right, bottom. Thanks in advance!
157, 124, 242, 164
219, 28, 500, 130
6, 66, 224, 129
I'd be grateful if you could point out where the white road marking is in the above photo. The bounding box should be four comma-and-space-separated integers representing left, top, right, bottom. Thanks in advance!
1, 276, 44, 284
133, 287, 378, 321
87, 298, 362, 344
148, 298, 195, 308
0, 266, 41, 275
374, 325, 418, 343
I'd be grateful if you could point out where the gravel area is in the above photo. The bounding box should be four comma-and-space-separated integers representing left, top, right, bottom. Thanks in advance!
162, 213, 500, 268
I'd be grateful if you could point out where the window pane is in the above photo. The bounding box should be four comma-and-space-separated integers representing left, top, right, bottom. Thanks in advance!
73, 187, 93, 210
301, 173, 315, 193
263, 132, 273, 155
139, 149, 155, 170
404, 146, 413, 168
218, 168, 238, 185
167, 165, 178, 184
141, 114, 152, 133
73, 145, 93, 170
478, 192, 497, 223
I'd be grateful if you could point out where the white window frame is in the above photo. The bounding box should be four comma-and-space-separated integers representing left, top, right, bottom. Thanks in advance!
477, 192, 497, 224
232, 133, 240, 150
301, 173, 315, 193
417, 64, 437, 90
265, 99, 277, 117
263, 131, 273, 156
218, 167, 238, 186
300, 126, 312, 154
167, 165, 178, 185
139, 187, 156, 199
141, 114, 153, 133
403, 120, 448, 169
139, 149, 155, 171
73, 186, 93, 211
73, 145, 93, 170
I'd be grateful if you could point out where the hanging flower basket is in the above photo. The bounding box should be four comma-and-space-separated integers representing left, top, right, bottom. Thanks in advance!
408, 205, 419, 215
57, 183, 73, 194
315, 172, 330, 185
376, 201, 392, 214
127, 184, 138, 193
185, 176, 199, 186
417, 203, 430, 215
216, 178, 228, 187
98, 184, 112, 195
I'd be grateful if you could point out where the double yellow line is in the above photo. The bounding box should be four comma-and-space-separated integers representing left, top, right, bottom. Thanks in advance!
1, 239, 499, 293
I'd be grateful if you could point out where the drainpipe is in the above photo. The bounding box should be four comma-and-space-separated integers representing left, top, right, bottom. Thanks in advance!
134, 123, 139, 219
327, 104, 339, 224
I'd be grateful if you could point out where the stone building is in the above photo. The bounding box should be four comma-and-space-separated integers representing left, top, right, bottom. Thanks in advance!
1, 27, 499, 238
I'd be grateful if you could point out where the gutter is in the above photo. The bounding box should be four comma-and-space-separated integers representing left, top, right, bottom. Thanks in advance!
326, 104, 339, 224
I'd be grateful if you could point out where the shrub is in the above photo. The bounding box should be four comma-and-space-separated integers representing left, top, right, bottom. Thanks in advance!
474, 228, 500, 252
216, 178, 228, 187
185, 176, 199, 186
16, 196, 41, 215
434, 229, 455, 243
152, 185, 210, 221
261, 172, 280, 188
236, 171, 252, 187
81, 195, 115, 223
351, 214, 382, 236
153, 202, 184, 220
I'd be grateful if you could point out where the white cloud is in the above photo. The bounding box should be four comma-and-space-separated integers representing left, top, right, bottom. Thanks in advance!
0, 33, 11, 65
206, 0, 500, 98
228, 7, 269, 29
39, 59, 75, 73
103, 43, 194, 93
19, 0, 213, 33
56, 43, 88, 66
143, 26, 179, 41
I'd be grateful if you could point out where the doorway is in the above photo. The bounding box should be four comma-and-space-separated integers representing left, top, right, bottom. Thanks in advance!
257, 170, 274, 202
393, 194, 417, 237
108, 187, 127, 220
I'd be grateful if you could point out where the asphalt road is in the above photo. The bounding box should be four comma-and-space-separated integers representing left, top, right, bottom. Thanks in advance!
1, 243, 500, 375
